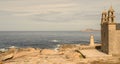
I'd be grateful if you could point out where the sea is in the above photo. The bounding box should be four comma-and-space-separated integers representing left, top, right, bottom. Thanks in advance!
0, 31, 100, 49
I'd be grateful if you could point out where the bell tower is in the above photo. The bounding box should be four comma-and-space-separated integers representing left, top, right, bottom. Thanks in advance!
108, 6, 115, 23
101, 10, 107, 24
101, 6, 117, 55
101, 9, 108, 54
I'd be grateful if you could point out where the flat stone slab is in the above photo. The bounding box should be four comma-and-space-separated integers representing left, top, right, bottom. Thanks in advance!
80, 49, 112, 58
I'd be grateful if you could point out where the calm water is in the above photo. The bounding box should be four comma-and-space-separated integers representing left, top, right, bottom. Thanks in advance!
0, 31, 100, 49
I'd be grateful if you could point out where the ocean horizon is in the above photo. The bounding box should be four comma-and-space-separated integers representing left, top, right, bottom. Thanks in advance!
0, 31, 100, 49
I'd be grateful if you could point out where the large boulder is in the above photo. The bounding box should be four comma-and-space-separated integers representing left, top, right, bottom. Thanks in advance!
0, 48, 16, 61
1, 53, 14, 61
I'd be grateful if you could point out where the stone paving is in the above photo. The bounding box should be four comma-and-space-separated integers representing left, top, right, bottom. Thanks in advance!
80, 49, 112, 58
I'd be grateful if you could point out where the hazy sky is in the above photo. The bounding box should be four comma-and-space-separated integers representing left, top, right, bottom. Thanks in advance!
0, 0, 120, 31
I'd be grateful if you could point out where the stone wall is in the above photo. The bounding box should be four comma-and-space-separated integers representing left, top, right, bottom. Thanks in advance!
108, 23, 116, 55
101, 23, 109, 54
113, 31, 120, 55
101, 23, 120, 56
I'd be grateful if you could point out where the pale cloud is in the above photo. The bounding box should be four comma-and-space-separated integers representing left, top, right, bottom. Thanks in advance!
0, 0, 120, 31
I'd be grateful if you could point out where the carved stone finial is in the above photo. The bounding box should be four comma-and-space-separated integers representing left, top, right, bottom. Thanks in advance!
109, 5, 114, 12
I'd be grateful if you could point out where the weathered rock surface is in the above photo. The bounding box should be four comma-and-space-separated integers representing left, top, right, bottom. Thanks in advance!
0, 47, 83, 64
40, 49, 57, 55
0, 45, 120, 64
1, 53, 14, 61
0, 48, 16, 61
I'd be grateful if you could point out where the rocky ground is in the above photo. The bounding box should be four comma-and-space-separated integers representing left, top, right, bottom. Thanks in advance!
0, 45, 120, 64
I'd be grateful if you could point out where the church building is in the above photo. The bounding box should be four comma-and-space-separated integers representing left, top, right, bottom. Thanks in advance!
101, 6, 120, 56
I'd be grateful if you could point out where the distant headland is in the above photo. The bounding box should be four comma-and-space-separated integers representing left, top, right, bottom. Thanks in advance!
80, 28, 100, 32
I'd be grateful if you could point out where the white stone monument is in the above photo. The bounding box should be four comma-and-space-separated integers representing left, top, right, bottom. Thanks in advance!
89, 35, 95, 46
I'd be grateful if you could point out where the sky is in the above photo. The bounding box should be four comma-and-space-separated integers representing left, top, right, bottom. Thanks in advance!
0, 0, 120, 31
